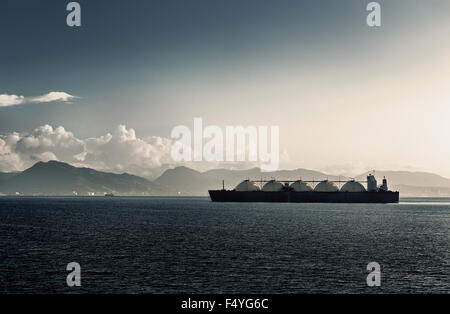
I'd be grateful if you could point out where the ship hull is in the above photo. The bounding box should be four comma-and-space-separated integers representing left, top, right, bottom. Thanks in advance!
208, 190, 399, 203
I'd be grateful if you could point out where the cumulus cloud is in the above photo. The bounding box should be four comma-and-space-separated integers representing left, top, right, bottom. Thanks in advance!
0, 92, 77, 107
0, 124, 173, 179
0, 94, 25, 107
0, 124, 293, 178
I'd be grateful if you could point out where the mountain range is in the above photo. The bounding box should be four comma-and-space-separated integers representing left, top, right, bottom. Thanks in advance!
1, 160, 450, 197
0, 161, 175, 196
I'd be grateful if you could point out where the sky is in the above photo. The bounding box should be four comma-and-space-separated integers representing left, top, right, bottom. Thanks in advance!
1, 0, 450, 178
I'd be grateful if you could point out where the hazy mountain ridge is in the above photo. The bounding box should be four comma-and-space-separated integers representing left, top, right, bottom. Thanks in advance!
155, 167, 350, 196
391, 184, 450, 197
1, 161, 450, 197
156, 166, 450, 196
356, 170, 450, 188
0, 161, 173, 196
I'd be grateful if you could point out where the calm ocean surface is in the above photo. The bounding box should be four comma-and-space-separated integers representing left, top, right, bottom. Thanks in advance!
0, 197, 448, 293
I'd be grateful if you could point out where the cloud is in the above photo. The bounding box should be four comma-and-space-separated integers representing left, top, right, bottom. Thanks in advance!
0, 91, 77, 107
0, 94, 25, 107
0, 124, 174, 179
30, 92, 77, 103
0, 124, 292, 178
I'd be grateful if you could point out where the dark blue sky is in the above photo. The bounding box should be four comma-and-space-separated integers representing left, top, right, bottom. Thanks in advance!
1, 0, 450, 175
1, 0, 393, 135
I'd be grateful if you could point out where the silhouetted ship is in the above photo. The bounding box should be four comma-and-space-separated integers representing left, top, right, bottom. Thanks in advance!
209, 174, 399, 203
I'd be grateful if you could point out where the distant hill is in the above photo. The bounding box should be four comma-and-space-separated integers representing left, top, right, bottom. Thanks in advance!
154, 166, 216, 195
355, 170, 450, 188
155, 167, 450, 197
155, 166, 350, 196
0, 161, 171, 196
391, 184, 450, 197
2, 161, 450, 197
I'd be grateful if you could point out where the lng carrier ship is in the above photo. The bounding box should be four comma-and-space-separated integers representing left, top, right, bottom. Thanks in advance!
209, 174, 399, 203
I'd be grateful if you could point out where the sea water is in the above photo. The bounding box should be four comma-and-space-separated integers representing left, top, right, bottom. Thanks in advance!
0, 197, 448, 293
